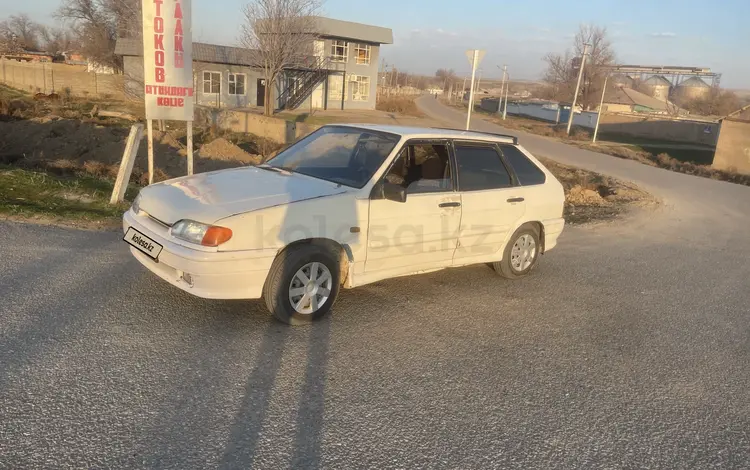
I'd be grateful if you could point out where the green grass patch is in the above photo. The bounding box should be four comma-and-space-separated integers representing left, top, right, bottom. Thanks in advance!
0, 164, 138, 227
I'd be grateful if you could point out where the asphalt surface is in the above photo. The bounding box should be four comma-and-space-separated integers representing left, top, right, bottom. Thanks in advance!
1, 99, 749, 469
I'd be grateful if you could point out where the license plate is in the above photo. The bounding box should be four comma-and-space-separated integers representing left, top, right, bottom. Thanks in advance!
124, 227, 163, 260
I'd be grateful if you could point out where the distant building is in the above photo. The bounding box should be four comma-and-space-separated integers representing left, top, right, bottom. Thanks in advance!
713, 105, 750, 175
673, 76, 711, 101
115, 16, 393, 111
1, 50, 53, 63
602, 87, 683, 115
642, 75, 672, 99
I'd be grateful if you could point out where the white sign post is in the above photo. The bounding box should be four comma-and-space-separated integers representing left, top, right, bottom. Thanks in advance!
141, 0, 194, 183
465, 49, 485, 130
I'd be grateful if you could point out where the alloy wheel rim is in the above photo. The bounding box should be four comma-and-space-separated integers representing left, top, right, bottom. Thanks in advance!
510, 234, 537, 272
289, 262, 333, 314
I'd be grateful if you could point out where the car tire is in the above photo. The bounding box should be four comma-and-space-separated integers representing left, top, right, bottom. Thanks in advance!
492, 225, 541, 279
263, 244, 341, 325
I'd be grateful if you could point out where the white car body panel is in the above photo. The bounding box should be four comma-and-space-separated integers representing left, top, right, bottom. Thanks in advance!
123, 124, 566, 300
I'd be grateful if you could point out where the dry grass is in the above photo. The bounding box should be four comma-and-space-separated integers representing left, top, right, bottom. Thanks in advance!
376, 95, 424, 117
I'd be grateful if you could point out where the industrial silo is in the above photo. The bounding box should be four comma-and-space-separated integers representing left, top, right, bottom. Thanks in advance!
643, 75, 672, 99
673, 76, 711, 101
612, 73, 635, 89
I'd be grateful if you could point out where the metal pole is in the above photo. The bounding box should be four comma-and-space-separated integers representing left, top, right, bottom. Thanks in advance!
567, 43, 589, 135
466, 50, 479, 130
498, 65, 507, 115
592, 73, 609, 143
187, 121, 194, 175
503, 72, 509, 120
476, 68, 483, 95
147, 119, 154, 185
461, 76, 467, 102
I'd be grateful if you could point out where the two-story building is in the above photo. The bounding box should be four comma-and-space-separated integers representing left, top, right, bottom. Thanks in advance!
115, 16, 392, 112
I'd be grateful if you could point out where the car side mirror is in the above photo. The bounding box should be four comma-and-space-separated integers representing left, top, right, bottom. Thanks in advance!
375, 181, 407, 203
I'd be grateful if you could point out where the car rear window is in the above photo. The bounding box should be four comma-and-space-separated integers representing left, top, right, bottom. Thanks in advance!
499, 145, 546, 186
454, 145, 512, 191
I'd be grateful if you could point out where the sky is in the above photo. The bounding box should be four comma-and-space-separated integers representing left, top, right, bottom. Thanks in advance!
3, 0, 749, 88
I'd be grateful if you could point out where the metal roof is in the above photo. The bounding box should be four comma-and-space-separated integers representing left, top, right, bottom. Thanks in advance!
643, 75, 672, 86
677, 76, 710, 88
604, 87, 679, 112
115, 38, 258, 67
312, 17, 393, 44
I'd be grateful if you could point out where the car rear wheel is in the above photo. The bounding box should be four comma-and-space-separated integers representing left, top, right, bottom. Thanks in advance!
492, 225, 541, 279
263, 244, 341, 325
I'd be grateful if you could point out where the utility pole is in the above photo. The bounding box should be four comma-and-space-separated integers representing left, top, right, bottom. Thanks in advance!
566, 43, 589, 135
476, 68, 483, 95
466, 50, 480, 130
503, 71, 510, 120
461, 76, 467, 102
498, 64, 507, 116
592, 72, 610, 143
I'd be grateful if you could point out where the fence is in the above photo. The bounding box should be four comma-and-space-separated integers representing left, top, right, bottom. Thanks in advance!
0, 59, 125, 99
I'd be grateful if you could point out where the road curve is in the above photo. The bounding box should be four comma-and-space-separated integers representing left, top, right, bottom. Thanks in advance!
0, 101, 749, 468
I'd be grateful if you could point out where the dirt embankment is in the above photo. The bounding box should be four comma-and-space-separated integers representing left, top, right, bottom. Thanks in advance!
539, 157, 657, 225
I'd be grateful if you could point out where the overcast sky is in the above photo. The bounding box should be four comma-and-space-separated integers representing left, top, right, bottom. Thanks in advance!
2, 0, 748, 88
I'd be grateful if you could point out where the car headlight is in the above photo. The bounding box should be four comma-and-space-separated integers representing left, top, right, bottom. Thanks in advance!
171, 219, 233, 247
131, 193, 142, 214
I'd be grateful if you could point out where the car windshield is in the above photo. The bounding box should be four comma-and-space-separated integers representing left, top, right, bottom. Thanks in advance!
265, 126, 400, 188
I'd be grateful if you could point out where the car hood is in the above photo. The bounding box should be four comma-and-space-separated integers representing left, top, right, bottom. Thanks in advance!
138, 166, 349, 225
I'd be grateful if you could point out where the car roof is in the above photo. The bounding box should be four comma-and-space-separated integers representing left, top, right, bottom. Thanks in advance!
324, 124, 518, 145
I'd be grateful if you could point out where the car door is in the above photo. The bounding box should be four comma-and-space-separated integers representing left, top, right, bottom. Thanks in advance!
366, 140, 461, 275
452, 141, 526, 265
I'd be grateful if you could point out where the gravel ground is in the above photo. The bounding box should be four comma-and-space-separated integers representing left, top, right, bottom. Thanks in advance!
0, 99, 749, 468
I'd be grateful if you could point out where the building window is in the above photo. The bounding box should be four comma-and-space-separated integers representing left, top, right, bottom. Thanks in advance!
354, 43, 371, 65
328, 74, 346, 101
350, 75, 370, 101
203, 71, 221, 94
228, 73, 246, 95
330, 40, 348, 62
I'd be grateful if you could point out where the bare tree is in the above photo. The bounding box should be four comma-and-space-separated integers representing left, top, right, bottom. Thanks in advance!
543, 25, 616, 109
241, 0, 323, 116
38, 25, 79, 54
57, 0, 141, 71
435, 68, 457, 91
0, 14, 41, 51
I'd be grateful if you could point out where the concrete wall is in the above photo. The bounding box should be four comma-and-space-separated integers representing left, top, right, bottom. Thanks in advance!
199, 107, 322, 144
597, 114, 719, 146
712, 120, 750, 175
0, 59, 125, 99
123, 56, 269, 109
506, 102, 561, 123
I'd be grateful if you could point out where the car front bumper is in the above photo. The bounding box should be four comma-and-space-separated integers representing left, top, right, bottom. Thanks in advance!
123, 210, 277, 300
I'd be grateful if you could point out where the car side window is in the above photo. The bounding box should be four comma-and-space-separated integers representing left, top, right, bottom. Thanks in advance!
500, 145, 546, 186
454, 145, 512, 191
384, 143, 453, 194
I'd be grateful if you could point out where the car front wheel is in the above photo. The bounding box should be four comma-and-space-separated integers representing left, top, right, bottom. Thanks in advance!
492, 225, 541, 279
263, 244, 341, 325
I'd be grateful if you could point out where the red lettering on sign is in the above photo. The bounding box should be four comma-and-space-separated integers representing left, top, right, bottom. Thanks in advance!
153, 0, 163, 16
175, 2, 183, 18
154, 17, 164, 33
174, 34, 183, 52
156, 97, 185, 107
155, 50, 165, 66
145, 85, 152, 94
175, 20, 183, 37
174, 52, 184, 68
154, 34, 164, 50
155, 68, 165, 82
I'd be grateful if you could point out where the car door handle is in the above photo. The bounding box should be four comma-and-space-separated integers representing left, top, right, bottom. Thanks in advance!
439, 202, 461, 208
506, 197, 525, 203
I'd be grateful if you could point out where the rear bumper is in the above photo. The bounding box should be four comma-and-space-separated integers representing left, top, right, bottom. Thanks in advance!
123, 210, 277, 300
542, 217, 565, 252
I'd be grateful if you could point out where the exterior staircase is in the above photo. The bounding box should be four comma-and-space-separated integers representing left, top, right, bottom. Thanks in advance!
278, 57, 331, 110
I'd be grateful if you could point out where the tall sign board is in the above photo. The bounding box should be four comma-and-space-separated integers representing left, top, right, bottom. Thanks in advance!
141, 0, 194, 120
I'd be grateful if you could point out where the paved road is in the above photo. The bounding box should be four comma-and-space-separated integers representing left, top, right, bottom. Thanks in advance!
1, 100, 749, 468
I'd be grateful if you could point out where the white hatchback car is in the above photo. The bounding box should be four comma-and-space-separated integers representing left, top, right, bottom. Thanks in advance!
123, 125, 565, 324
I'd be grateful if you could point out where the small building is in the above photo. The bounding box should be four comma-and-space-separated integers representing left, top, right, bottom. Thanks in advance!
602, 87, 683, 115
1, 50, 54, 63
713, 105, 750, 175
115, 16, 393, 111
